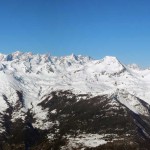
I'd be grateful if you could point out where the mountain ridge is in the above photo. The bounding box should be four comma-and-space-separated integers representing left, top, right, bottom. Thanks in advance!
0, 51, 150, 149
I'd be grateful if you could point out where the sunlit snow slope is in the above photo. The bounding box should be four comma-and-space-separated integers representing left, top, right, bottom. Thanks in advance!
0, 51, 150, 105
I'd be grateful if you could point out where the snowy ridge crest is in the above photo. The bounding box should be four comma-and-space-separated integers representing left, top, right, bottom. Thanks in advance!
0, 51, 149, 116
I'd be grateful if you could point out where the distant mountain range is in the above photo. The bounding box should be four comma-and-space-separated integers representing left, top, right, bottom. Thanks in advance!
0, 51, 150, 149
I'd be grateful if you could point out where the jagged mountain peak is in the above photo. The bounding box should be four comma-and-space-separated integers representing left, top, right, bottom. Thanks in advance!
0, 51, 92, 64
88, 56, 126, 76
0, 51, 149, 101
69, 53, 78, 60
0, 52, 136, 73
103, 55, 119, 62
101, 56, 124, 67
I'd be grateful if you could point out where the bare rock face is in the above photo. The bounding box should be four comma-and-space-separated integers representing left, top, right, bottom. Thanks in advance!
0, 52, 150, 149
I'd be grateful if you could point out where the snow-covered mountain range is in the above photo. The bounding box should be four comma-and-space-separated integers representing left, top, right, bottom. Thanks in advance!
0, 51, 150, 149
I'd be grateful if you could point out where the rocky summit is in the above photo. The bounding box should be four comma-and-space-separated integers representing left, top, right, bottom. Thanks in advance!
0, 51, 150, 149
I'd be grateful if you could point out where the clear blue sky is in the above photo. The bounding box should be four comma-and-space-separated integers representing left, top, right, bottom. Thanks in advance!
0, 0, 150, 67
